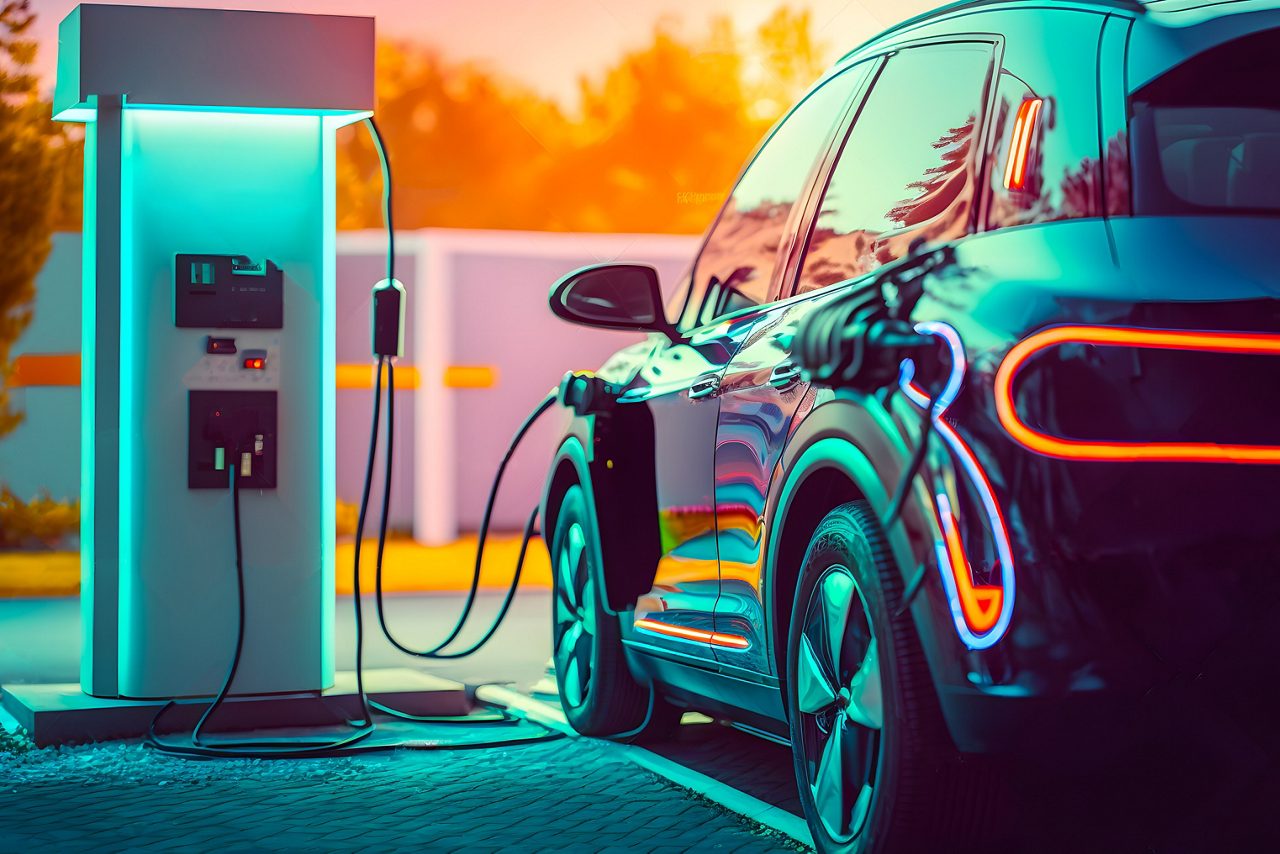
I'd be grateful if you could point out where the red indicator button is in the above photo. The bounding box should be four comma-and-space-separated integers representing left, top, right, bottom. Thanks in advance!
243, 357, 266, 371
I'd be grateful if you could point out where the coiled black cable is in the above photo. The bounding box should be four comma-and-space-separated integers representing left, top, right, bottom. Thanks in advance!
372, 354, 556, 661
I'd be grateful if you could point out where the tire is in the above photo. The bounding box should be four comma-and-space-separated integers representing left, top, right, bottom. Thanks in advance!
785, 501, 996, 853
551, 484, 681, 740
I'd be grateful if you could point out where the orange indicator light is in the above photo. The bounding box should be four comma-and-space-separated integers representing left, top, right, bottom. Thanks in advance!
1003, 97, 1043, 191
634, 618, 750, 650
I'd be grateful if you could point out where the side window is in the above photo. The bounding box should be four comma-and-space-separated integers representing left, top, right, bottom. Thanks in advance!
983, 11, 1104, 231
797, 43, 994, 295
680, 64, 867, 329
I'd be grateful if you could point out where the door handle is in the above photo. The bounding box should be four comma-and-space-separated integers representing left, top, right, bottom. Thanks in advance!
769, 361, 802, 388
689, 374, 721, 400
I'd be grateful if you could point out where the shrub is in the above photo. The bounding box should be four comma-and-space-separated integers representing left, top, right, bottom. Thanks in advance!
0, 486, 79, 549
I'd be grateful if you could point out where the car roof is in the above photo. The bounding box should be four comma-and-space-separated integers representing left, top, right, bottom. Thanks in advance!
834, 0, 1280, 90
835, 0, 1145, 64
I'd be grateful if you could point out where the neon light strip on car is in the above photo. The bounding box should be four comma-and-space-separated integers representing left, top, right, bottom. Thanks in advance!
995, 325, 1280, 463
899, 321, 1016, 649
633, 618, 751, 650
1003, 97, 1043, 191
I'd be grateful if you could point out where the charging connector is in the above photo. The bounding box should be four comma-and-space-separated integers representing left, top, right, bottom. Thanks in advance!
558, 370, 626, 416
371, 278, 406, 359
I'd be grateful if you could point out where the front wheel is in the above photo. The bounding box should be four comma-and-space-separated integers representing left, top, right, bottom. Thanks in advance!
551, 484, 680, 740
786, 501, 996, 852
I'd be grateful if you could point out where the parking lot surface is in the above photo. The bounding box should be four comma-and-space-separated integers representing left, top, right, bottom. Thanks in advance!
0, 733, 801, 853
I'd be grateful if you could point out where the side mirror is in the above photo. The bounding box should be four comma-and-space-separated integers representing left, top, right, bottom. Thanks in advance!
549, 263, 676, 339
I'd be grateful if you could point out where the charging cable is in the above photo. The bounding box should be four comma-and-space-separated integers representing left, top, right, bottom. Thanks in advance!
146, 118, 565, 758
146, 462, 376, 758
361, 117, 561, 668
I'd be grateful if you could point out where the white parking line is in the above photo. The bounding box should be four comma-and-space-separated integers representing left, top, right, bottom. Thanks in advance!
474, 684, 814, 850
475, 683, 573, 731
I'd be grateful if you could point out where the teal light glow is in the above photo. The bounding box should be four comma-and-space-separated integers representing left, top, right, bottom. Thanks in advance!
116, 110, 137, 674
54, 107, 97, 123
78, 119, 97, 690
319, 114, 347, 682
58, 104, 370, 125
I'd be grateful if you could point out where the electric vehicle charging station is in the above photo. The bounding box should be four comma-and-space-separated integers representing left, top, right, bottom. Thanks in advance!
54, 4, 375, 701
17, 3, 559, 755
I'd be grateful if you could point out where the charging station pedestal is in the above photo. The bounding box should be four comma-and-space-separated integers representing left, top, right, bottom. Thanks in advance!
54, 5, 374, 699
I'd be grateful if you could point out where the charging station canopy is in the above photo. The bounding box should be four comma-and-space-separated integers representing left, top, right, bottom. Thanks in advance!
54, 4, 374, 120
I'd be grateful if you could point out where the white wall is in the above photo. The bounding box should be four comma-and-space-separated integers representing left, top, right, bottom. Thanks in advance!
0, 229, 698, 542
0, 233, 82, 503
405, 230, 697, 543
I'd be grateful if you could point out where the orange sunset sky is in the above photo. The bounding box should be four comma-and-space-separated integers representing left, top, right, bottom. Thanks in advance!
29, 0, 937, 103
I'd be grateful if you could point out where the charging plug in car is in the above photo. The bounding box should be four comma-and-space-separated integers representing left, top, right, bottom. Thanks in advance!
795, 299, 934, 392
794, 241, 960, 393
558, 370, 626, 416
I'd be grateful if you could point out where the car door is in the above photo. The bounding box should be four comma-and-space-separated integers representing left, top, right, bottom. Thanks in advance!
625, 62, 870, 664
712, 39, 1001, 673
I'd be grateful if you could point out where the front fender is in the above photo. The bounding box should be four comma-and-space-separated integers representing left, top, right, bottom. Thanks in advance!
542, 431, 593, 548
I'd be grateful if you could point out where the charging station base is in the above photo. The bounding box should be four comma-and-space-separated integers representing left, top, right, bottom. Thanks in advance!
1, 669, 469, 748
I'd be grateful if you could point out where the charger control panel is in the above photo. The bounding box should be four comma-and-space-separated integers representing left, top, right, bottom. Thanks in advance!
180, 253, 283, 489
175, 254, 283, 329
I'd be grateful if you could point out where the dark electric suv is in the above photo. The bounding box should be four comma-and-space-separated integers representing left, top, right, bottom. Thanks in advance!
542, 1, 1280, 849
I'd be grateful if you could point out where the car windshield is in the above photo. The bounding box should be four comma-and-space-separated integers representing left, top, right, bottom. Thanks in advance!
1130, 28, 1280, 215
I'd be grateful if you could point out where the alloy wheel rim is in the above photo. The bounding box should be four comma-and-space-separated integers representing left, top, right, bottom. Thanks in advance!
553, 522, 595, 709
797, 564, 883, 843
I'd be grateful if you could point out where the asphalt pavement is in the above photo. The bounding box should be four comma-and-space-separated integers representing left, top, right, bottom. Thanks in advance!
0, 590, 812, 853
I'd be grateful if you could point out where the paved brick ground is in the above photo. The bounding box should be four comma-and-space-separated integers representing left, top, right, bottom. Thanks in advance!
0, 735, 802, 852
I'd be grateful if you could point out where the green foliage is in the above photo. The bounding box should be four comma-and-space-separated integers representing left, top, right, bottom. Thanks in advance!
0, 1, 81, 441
0, 486, 79, 549
0, 724, 34, 755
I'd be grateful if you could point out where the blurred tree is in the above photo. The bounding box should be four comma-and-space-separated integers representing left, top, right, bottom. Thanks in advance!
337, 41, 568, 232
748, 7, 830, 122
0, 1, 81, 439
540, 16, 758, 233
337, 6, 830, 235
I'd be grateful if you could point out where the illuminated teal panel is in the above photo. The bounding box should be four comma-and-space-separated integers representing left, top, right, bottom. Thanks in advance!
319, 115, 344, 682
54, 107, 96, 123
116, 110, 136, 672
58, 105, 369, 125
78, 119, 97, 690
114, 107, 341, 697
